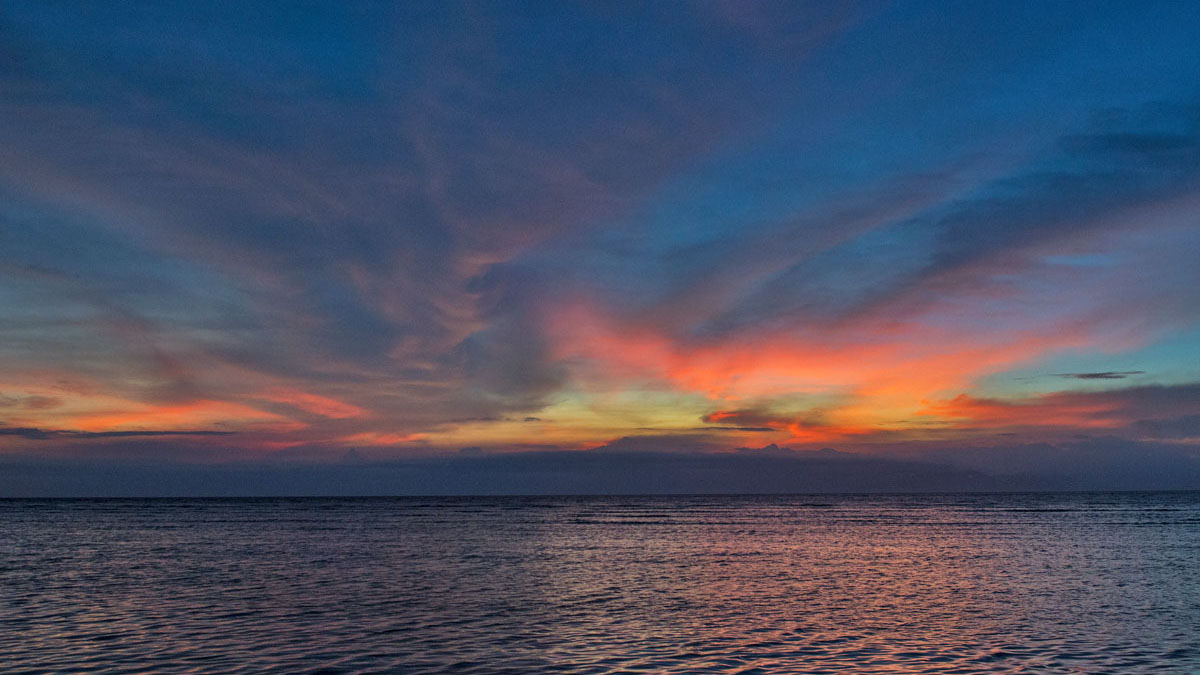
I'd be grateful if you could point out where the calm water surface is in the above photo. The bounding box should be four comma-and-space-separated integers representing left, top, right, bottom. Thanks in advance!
2, 493, 1198, 674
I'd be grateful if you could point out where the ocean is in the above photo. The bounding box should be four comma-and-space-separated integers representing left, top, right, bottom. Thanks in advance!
2, 492, 1198, 673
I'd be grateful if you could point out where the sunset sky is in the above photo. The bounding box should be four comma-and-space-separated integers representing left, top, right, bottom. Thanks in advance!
2, 2, 1200, 492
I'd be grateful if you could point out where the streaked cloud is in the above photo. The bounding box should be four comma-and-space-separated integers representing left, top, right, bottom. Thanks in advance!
1, 2, 1199, 491
0, 427, 235, 441
1052, 371, 1145, 380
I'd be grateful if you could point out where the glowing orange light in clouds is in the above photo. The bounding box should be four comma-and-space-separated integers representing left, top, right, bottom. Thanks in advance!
918, 393, 1123, 430
341, 432, 428, 446
67, 400, 296, 433
259, 389, 369, 419
546, 302, 1098, 441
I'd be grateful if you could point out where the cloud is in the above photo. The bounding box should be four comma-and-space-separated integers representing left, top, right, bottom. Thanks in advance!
545, 300, 1099, 440
637, 426, 777, 433
339, 431, 428, 447
917, 382, 1200, 438
1052, 371, 1145, 380
5, 2, 854, 444
257, 389, 368, 419
1, 3, 1199, 483
701, 409, 785, 427
0, 426, 235, 441
533, 102, 1200, 451
697, 409, 830, 436
0, 395, 61, 410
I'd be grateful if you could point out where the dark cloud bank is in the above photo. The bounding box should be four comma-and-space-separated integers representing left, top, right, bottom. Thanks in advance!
3, 440, 1197, 498
1053, 371, 1145, 380
0, 427, 236, 441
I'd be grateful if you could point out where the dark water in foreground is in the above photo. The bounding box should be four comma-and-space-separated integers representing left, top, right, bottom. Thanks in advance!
2, 493, 1198, 674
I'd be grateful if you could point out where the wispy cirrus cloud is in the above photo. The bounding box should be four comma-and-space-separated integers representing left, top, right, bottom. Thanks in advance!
2, 2, 861, 455
1, 2, 1199, 490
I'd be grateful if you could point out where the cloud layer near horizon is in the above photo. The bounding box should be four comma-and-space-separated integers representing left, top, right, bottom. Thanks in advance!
2, 2, 1200, 492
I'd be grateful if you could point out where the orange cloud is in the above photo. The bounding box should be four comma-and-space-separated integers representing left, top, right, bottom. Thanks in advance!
918, 393, 1124, 430
259, 389, 369, 419
550, 304, 1089, 397
67, 400, 294, 433
341, 431, 428, 446
545, 302, 1100, 441
701, 408, 878, 443
702, 409, 781, 426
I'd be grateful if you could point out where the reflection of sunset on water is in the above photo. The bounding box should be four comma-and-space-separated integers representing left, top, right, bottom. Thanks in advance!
6, 494, 1196, 672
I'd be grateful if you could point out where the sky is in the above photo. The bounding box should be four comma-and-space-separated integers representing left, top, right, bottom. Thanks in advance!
2, 1, 1200, 494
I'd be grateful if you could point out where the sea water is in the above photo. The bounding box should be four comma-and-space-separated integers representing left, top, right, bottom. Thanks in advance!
2, 492, 1198, 673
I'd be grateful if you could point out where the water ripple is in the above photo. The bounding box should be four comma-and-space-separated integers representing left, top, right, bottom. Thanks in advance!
2, 493, 1198, 673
